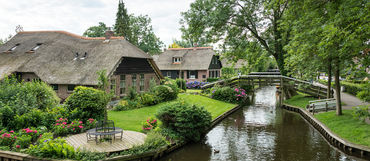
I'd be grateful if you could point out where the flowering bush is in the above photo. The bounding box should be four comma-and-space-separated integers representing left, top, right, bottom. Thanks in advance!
53, 118, 96, 137
142, 117, 158, 133
0, 130, 16, 147
186, 81, 208, 89
211, 87, 249, 104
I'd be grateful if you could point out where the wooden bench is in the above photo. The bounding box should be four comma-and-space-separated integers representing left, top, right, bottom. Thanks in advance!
306, 98, 336, 115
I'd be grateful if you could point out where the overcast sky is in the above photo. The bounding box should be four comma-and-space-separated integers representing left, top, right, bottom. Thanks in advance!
0, 0, 195, 46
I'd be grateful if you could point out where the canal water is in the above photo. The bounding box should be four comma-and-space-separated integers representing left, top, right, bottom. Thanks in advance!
160, 87, 361, 161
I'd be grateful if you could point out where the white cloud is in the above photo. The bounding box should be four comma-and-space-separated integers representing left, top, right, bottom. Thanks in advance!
0, 0, 194, 46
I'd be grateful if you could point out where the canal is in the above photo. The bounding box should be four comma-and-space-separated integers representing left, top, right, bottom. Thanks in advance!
160, 87, 362, 161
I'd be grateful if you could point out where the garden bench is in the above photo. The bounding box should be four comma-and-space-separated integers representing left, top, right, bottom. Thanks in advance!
306, 98, 336, 115
86, 120, 123, 144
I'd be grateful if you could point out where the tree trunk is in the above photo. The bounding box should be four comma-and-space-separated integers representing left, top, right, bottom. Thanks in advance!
334, 58, 342, 115
327, 58, 332, 98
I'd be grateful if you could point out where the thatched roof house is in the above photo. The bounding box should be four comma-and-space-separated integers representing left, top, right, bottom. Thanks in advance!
153, 47, 222, 82
0, 31, 163, 99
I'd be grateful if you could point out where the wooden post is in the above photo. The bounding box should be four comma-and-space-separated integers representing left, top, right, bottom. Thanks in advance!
259, 77, 261, 88
325, 102, 328, 112
312, 104, 315, 115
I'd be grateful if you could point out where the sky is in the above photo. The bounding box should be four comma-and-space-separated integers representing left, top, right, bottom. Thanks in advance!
0, 0, 195, 46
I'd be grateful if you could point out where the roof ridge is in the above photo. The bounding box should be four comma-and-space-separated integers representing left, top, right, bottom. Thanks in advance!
167, 47, 213, 50
18, 30, 124, 40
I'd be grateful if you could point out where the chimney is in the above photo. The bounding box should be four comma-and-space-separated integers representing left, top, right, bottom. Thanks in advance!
105, 27, 114, 39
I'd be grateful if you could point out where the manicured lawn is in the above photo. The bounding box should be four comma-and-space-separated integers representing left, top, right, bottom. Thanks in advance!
186, 89, 202, 94
108, 94, 237, 132
179, 94, 236, 119
284, 93, 316, 108
315, 110, 370, 147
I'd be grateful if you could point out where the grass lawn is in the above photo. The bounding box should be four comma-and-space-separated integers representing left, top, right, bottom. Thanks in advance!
186, 89, 202, 94
315, 110, 370, 147
284, 93, 316, 108
108, 94, 237, 132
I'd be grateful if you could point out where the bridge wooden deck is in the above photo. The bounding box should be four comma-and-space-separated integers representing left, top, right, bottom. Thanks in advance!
65, 130, 146, 153
202, 73, 333, 99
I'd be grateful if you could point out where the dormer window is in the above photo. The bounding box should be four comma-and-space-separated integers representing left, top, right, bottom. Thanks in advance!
29, 43, 42, 52
8, 44, 20, 52
173, 57, 182, 63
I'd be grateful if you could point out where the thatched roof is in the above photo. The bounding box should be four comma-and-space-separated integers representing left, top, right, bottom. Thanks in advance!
0, 31, 159, 85
221, 59, 247, 69
153, 47, 217, 70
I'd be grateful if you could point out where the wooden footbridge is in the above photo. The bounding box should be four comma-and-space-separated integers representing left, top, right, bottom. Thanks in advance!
202, 72, 333, 99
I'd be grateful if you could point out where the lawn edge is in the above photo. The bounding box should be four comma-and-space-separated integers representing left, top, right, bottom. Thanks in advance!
282, 103, 370, 159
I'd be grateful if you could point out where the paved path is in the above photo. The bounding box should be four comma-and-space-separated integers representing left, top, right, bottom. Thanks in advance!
313, 81, 369, 109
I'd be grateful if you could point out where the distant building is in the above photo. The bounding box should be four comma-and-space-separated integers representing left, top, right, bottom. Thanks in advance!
0, 31, 163, 100
153, 47, 222, 82
221, 59, 247, 73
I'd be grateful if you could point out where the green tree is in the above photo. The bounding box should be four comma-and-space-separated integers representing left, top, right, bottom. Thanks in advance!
283, 0, 369, 115
83, 22, 108, 37
114, 0, 132, 41
180, 0, 290, 75
129, 15, 164, 55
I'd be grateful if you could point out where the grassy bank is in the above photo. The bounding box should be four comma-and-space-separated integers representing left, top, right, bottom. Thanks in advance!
108, 94, 236, 132
283, 93, 316, 108
284, 93, 370, 147
315, 110, 370, 147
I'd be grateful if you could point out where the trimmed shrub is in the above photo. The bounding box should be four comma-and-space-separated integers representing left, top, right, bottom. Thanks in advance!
139, 93, 159, 106
113, 99, 142, 111
153, 85, 177, 102
356, 82, 369, 102
352, 105, 370, 122
65, 86, 109, 121
207, 78, 220, 82
0, 76, 59, 115
118, 131, 168, 156
175, 78, 186, 90
156, 101, 212, 142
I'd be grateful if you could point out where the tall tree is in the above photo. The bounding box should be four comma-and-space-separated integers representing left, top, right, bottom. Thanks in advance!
284, 0, 369, 115
129, 15, 164, 55
180, 0, 290, 75
114, 0, 132, 41
83, 22, 108, 37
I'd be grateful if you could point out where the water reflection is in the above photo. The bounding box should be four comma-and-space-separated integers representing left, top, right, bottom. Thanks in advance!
161, 87, 360, 161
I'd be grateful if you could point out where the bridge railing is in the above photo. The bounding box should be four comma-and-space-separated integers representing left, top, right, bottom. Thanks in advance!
201, 75, 333, 99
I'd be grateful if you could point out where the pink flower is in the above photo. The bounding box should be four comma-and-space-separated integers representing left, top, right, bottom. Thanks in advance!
29, 130, 33, 133
71, 122, 74, 125
34, 130, 37, 133
79, 121, 83, 124
78, 125, 83, 129
56, 123, 60, 125
9, 130, 14, 133
73, 128, 75, 131
14, 136, 17, 139
16, 145, 20, 148
62, 122, 67, 125
59, 118, 63, 120
39, 134, 42, 138
62, 126, 65, 128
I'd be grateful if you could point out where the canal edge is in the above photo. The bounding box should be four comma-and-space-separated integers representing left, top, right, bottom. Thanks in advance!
105, 104, 241, 161
282, 104, 370, 160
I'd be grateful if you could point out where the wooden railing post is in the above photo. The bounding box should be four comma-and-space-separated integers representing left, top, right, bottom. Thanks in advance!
325, 102, 328, 112
312, 104, 315, 115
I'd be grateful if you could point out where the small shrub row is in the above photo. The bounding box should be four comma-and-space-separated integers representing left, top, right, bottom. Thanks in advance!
113, 79, 179, 111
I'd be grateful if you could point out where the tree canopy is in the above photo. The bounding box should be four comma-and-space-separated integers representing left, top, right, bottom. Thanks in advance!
114, 0, 131, 41
180, 0, 290, 75
129, 15, 164, 55
83, 22, 108, 37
